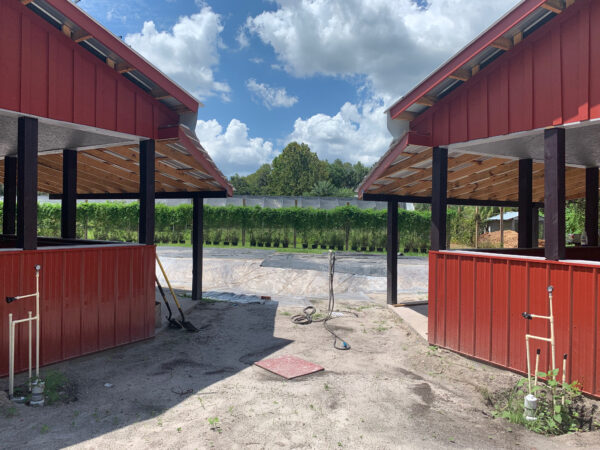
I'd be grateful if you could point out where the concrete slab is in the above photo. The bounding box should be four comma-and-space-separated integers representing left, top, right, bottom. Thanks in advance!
388, 303, 429, 342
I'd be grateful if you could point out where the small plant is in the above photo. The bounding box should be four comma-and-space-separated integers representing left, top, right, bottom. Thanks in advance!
4, 406, 17, 418
40, 424, 49, 434
42, 370, 77, 405
493, 371, 588, 435
208, 416, 222, 433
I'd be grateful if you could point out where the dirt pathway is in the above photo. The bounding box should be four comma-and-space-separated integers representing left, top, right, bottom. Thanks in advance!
1, 299, 598, 449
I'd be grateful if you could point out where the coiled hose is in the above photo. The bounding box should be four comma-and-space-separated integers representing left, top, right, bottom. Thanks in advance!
290, 251, 355, 350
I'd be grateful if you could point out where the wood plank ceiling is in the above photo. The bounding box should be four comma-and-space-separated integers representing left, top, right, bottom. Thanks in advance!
365, 147, 588, 203
0, 138, 224, 195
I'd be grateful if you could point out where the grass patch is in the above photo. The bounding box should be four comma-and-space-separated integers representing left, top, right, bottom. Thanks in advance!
43, 370, 78, 405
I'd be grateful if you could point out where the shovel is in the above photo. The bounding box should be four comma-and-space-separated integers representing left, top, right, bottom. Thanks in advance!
156, 276, 183, 329
156, 255, 199, 333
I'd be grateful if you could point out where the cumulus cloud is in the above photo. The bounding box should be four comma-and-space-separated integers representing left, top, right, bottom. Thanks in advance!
246, 79, 298, 109
288, 98, 390, 166
196, 119, 277, 175
124, 6, 230, 101
245, 0, 519, 98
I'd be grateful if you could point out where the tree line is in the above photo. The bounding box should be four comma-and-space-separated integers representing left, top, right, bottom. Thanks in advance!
229, 142, 370, 197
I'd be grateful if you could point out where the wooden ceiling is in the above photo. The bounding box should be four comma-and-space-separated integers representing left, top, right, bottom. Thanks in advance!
365, 147, 589, 203
0, 138, 225, 195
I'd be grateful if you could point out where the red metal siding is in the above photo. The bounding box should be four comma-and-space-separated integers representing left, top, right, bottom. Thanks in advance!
0, 245, 156, 377
411, 0, 599, 147
0, 1, 178, 138
429, 251, 600, 398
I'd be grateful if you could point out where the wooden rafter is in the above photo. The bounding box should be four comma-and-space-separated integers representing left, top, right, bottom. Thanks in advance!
491, 37, 513, 51
415, 95, 437, 107
449, 68, 470, 82
541, 0, 564, 14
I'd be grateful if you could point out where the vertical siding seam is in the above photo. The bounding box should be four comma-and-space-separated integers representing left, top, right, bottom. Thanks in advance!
489, 259, 493, 361
506, 259, 511, 367
568, 266, 573, 384
472, 256, 477, 355
457, 256, 462, 352
594, 268, 599, 395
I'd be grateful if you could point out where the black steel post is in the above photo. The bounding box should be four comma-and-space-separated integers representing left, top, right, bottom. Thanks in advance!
431, 147, 448, 251
3, 156, 17, 235
61, 149, 77, 239
138, 139, 155, 245
544, 128, 566, 260
17, 117, 38, 250
585, 167, 599, 246
192, 194, 203, 300
387, 200, 398, 305
518, 158, 533, 248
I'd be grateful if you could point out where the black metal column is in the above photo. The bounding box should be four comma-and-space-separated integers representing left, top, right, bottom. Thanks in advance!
387, 200, 398, 305
192, 194, 204, 301
61, 149, 77, 239
138, 139, 155, 245
518, 158, 533, 248
3, 156, 17, 235
544, 128, 566, 261
17, 117, 38, 250
431, 147, 448, 251
585, 167, 599, 247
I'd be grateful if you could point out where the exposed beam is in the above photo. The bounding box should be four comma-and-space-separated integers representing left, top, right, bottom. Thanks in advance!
491, 37, 513, 51
362, 193, 543, 208
513, 31, 523, 46
49, 191, 227, 200
415, 95, 437, 107
61, 24, 71, 38
541, 0, 564, 14
449, 68, 471, 82
72, 30, 92, 43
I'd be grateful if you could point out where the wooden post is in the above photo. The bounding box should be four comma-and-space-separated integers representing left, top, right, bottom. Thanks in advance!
61, 149, 77, 239
192, 194, 203, 300
475, 207, 479, 248
431, 147, 448, 251
499, 207, 504, 248
3, 156, 17, 235
544, 127, 566, 261
518, 158, 533, 248
138, 139, 155, 245
585, 167, 599, 246
387, 200, 398, 305
17, 117, 38, 250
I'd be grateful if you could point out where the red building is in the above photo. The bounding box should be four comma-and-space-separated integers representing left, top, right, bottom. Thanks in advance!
359, 0, 600, 397
0, 0, 232, 376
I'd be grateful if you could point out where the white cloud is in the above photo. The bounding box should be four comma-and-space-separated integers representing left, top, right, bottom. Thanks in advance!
288, 98, 390, 166
196, 119, 277, 175
246, 79, 298, 109
245, 0, 519, 98
124, 6, 230, 101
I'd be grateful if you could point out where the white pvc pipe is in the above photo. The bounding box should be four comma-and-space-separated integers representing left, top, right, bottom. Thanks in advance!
28, 311, 32, 389
8, 313, 13, 398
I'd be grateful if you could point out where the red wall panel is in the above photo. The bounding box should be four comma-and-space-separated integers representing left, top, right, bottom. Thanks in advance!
410, 0, 599, 147
0, 245, 156, 377
429, 251, 600, 398
0, 1, 178, 139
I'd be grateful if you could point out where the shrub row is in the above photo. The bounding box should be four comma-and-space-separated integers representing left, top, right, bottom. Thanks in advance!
0, 202, 436, 252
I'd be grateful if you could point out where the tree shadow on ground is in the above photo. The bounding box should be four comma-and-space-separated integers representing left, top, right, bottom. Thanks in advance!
0, 297, 292, 449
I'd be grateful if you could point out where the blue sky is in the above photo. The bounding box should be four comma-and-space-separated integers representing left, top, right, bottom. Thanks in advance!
78, 0, 520, 176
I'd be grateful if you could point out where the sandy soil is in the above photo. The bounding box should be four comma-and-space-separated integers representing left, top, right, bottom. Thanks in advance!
1, 298, 598, 449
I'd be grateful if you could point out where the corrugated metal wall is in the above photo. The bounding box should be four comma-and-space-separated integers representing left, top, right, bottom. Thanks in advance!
429, 251, 600, 398
411, 0, 600, 148
0, 244, 156, 377
0, 1, 178, 139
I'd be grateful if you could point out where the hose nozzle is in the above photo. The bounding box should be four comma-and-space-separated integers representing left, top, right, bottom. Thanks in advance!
522, 312, 533, 320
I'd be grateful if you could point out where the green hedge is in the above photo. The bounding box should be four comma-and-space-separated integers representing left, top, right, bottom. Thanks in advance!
0, 202, 435, 252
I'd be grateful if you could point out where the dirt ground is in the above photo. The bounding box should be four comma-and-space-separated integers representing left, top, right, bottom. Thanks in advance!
1, 298, 599, 449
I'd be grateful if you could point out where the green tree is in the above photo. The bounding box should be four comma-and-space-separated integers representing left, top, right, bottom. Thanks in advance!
230, 174, 251, 195
269, 142, 328, 196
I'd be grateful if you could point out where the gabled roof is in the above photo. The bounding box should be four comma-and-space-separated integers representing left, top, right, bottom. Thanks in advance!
25, 0, 200, 114
388, 0, 565, 122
